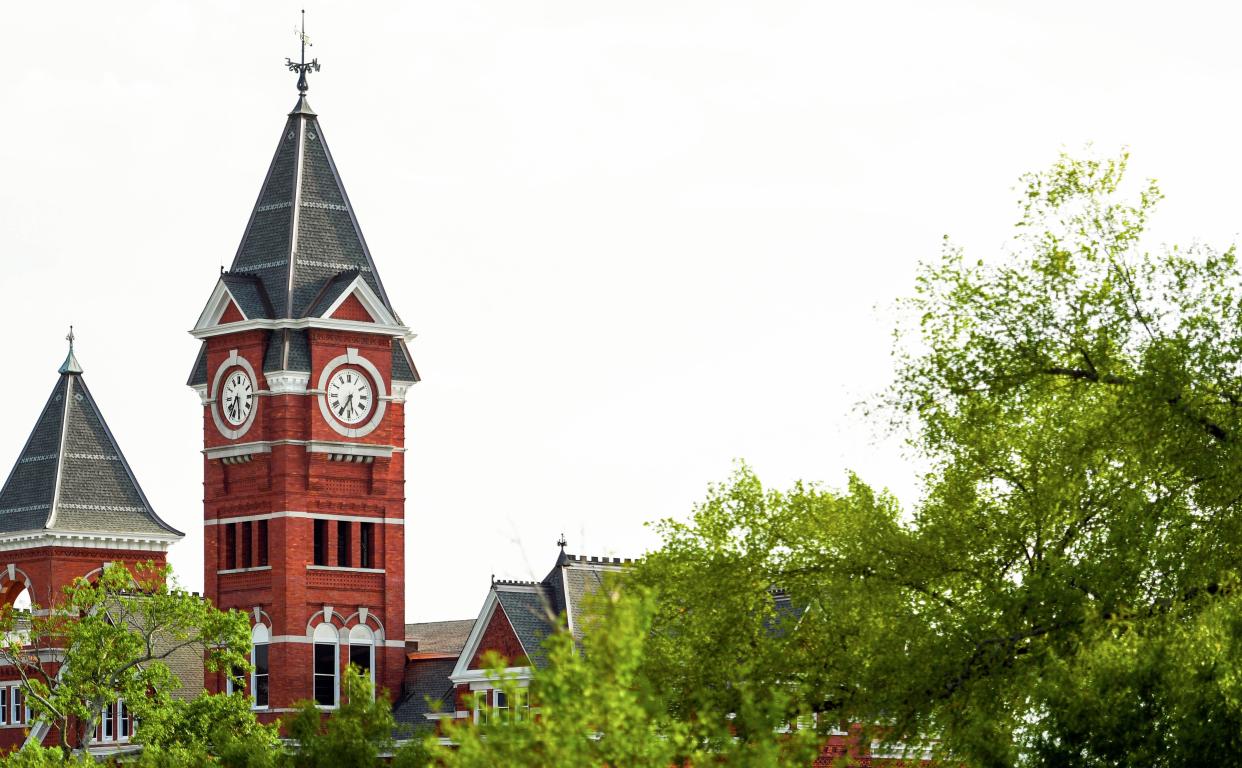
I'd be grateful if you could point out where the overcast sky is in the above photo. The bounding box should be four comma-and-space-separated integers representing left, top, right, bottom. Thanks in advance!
2, 1, 1241, 621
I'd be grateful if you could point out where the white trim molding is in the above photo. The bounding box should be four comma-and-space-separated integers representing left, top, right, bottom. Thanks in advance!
0, 530, 180, 553
306, 565, 385, 574
319, 276, 399, 326
194, 279, 249, 331
204, 511, 403, 526
203, 439, 395, 461
264, 370, 311, 394
189, 316, 410, 341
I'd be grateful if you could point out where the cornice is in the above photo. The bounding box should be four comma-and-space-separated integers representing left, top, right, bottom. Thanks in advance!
189, 317, 411, 341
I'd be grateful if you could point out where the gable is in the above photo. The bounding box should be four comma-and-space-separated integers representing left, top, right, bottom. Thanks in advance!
331, 293, 374, 322
468, 601, 527, 669
219, 299, 245, 324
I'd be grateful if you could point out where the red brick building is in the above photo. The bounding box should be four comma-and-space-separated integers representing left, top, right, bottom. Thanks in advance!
186, 71, 417, 719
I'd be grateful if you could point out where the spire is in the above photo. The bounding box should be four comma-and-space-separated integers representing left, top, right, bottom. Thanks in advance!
226, 33, 395, 322
0, 367, 183, 539
286, 10, 320, 117
58, 326, 83, 375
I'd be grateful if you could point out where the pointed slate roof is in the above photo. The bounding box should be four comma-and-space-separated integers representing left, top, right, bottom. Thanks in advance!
227, 94, 396, 321
0, 354, 182, 539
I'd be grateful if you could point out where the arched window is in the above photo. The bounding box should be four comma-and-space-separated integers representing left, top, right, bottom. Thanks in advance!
348, 624, 375, 699
313, 623, 338, 707
251, 624, 270, 708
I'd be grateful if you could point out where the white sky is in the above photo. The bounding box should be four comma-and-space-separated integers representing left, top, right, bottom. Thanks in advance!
2, 1, 1241, 621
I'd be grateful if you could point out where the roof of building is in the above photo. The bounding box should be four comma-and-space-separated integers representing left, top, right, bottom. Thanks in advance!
226, 96, 395, 321
394, 656, 458, 733
0, 350, 183, 539
405, 619, 474, 655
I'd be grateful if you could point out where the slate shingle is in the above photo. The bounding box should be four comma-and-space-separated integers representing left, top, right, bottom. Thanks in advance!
0, 368, 182, 538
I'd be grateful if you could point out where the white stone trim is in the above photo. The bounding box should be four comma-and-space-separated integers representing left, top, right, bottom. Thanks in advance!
306, 565, 385, 574
0, 530, 179, 553
217, 565, 273, 575
264, 370, 310, 394
203, 439, 394, 460
316, 348, 388, 438
390, 381, 414, 403
194, 279, 248, 331
204, 511, 403, 526
209, 350, 259, 440
189, 317, 410, 341
319, 275, 398, 326
191, 384, 209, 405
268, 635, 405, 648
451, 590, 532, 684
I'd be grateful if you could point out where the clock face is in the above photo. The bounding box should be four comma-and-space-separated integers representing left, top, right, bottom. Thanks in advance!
326, 369, 373, 425
220, 370, 255, 426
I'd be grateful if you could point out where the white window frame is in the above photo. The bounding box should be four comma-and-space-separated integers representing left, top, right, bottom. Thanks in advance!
252, 624, 271, 710
347, 624, 376, 700
312, 623, 339, 709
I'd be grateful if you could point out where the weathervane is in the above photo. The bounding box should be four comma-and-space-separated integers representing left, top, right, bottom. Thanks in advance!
285, 9, 320, 94
557, 533, 567, 551
66, 326, 75, 352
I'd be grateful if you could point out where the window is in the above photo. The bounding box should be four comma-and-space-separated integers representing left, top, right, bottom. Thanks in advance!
226, 664, 244, 695
252, 624, 270, 708
337, 520, 351, 567
348, 624, 375, 698
12, 687, 24, 724
225, 524, 237, 570
513, 688, 530, 722
359, 522, 374, 568
313, 623, 338, 707
118, 701, 130, 740
313, 520, 328, 566
257, 519, 269, 566
495, 690, 507, 721
473, 691, 488, 725
0, 687, 8, 725
102, 703, 113, 741
242, 521, 253, 568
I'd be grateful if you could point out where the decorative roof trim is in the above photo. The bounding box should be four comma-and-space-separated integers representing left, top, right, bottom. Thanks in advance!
451, 589, 502, 683
0, 529, 181, 554
318, 275, 397, 326
189, 316, 409, 340
44, 375, 73, 530
193, 279, 248, 332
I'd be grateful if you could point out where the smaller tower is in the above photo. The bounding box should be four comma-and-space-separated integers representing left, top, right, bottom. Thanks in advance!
0, 332, 183, 610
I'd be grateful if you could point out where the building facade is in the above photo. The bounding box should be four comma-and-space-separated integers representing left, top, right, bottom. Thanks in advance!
186, 74, 418, 718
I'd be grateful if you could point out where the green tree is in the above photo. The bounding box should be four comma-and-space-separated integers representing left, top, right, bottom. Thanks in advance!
0, 561, 250, 755
433, 585, 700, 768
134, 690, 282, 768
286, 666, 397, 768
873, 151, 1242, 766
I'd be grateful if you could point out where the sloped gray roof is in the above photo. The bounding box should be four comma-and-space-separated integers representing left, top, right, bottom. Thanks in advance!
227, 99, 395, 320
404, 619, 474, 654
0, 364, 182, 538
495, 587, 558, 668
220, 273, 274, 320
394, 657, 457, 733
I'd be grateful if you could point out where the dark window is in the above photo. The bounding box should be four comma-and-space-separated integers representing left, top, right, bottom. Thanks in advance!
257, 520, 269, 566
225, 524, 237, 570
359, 522, 374, 568
313, 642, 336, 706
253, 644, 269, 708
349, 643, 371, 678
313, 520, 328, 566
241, 521, 253, 568
337, 521, 351, 567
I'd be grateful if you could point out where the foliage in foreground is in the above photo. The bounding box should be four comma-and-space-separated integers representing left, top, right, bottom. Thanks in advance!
0, 561, 250, 754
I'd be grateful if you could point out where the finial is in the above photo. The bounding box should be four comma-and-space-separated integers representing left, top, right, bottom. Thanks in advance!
286, 9, 321, 95
59, 325, 83, 375
557, 533, 567, 551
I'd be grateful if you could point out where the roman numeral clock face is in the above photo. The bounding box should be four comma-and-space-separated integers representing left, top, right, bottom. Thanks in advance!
327, 369, 373, 425
221, 371, 254, 426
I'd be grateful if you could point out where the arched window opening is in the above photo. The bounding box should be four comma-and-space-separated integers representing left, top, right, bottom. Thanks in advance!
348, 624, 375, 699
9, 587, 30, 612
251, 624, 270, 708
312, 623, 338, 707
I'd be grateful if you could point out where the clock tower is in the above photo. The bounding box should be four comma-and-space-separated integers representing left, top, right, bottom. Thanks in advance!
188, 62, 417, 717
